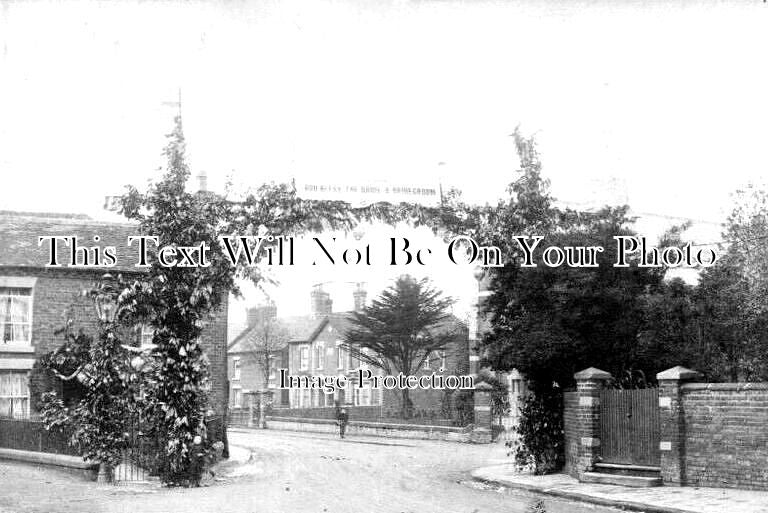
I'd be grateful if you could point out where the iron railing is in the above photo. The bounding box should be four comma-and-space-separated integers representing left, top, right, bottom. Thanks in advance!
0, 417, 79, 456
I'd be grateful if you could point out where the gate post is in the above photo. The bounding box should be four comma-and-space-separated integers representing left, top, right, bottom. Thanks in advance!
470, 382, 494, 443
574, 367, 611, 478
244, 391, 257, 428
261, 390, 274, 428
657, 366, 698, 486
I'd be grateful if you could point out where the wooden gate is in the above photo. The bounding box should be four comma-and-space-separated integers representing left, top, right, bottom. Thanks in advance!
599, 388, 660, 466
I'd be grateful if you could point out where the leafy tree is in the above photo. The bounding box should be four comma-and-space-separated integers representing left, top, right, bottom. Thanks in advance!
482, 204, 666, 392
242, 311, 289, 390
38, 300, 142, 471
475, 132, 688, 473
694, 253, 768, 381
635, 278, 703, 379
638, 185, 768, 383
700, 184, 768, 380
342, 275, 456, 417
111, 114, 464, 483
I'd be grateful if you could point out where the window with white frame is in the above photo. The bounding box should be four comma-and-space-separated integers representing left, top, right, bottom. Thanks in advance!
315, 343, 324, 370
232, 357, 241, 380
139, 324, 155, 348
0, 371, 29, 419
232, 387, 242, 408
358, 348, 370, 369
355, 383, 372, 406
370, 385, 381, 406
0, 288, 32, 345
336, 343, 345, 369
268, 355, 277, 381
299, 346, 309, 370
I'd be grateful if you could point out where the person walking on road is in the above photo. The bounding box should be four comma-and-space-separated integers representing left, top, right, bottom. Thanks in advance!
337, 407, 349, 439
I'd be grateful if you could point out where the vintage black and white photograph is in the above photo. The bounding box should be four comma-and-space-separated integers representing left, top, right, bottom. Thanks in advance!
1, 1, 768, 512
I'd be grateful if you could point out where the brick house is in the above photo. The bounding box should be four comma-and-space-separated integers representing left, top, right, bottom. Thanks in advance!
229, 284, 470, 416
0, 211, 229, 419
226, 304, 309, 409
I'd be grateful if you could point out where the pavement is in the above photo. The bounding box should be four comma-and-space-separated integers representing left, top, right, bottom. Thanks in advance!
472, 464, 768, 513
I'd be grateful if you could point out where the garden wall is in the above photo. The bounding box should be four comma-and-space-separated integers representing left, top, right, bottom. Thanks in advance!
562, 391, 580, 479
564, 366, 768, 491
269, 405, 457, 426
265, 416, 472, 442
679, 383, 768, 490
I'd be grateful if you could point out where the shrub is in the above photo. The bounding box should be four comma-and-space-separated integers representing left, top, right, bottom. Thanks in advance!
508, 389, 564, 474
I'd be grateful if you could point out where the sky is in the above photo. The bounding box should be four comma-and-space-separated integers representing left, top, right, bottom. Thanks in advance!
2, 0, 767, 337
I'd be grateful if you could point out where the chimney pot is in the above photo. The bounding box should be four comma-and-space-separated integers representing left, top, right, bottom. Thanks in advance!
196, 170, 208, 192
353, 283, 367, 312
310, 286, 333, 318
246, 303, 277, 327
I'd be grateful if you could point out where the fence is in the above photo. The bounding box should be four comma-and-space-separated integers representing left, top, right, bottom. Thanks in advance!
599, 387, 660, 466
0, 418, 79, 456
113, 417, 161, 484
269, 404, 471, 427
0, 413, 227, 485
113, 414, 227, 485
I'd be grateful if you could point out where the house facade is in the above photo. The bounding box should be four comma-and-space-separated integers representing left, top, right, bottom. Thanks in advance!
229, 284, 470, 417
0, 211, 229, 419
227, 304, 293, 409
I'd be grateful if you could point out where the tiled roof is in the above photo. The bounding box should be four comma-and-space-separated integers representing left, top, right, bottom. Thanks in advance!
228, 315, 324, 354
0, 211, 140, 272
228, 311, 466, 354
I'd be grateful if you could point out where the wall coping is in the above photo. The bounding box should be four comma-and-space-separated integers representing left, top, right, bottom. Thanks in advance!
574, 367, 611, 381
0, 448, 96, 470
266, 416, 471, 434
657, 366, 699, 381
682, 382, 768, 392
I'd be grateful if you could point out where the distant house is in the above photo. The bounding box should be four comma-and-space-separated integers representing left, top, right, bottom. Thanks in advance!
0, 211, 229, 419
226, 304, 309, 409
229, 284, 470, 416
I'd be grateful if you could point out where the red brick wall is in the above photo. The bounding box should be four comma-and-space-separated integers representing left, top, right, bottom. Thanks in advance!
681, 383, 768, 490
563, 391, 579, 478
563, 377, 768, 490
200, 298, 228, 416
0, 267, 229, 416
228, 347, 289, 408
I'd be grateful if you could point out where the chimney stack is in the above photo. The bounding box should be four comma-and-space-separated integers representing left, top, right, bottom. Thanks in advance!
353, 282, 367, 312
310, 285, 333, 318
246, 303, 277, 328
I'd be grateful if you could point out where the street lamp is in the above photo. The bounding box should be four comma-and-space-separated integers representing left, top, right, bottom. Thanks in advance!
93, 273, 120, 484
93, 273, 119, 324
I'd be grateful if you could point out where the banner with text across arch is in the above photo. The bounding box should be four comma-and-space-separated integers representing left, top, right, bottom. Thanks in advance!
293, 178, 443, 207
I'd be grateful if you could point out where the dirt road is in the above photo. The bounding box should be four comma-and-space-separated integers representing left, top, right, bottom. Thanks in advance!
0, 429, 621, 513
